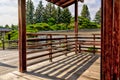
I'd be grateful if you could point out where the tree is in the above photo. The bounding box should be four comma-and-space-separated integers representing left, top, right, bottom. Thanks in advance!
34, 0, 44, 23
4, 24, 9, 28
61, 8, 72, 30
78, 16, 98, 29
11, 24, 18, 30
43, 3, 57, 24
56, 7, 63, 24
43, 3, 53, 23
26, 0, 34, 24
94, 8, 101, 24
81, 4, 91, 20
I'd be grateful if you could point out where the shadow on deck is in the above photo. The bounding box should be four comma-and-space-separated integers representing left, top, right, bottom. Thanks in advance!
0, 53, 100, 80
26, 53, 100, 80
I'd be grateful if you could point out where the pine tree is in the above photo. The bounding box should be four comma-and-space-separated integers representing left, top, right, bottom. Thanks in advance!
34, 0, 44, 23
26, 0, 34, 24
56, 7, 63, 24
94, 8, 101, 24
43, 3, 57, 24
61, 8, 72, 30
51, 5, 57, 23
43, 3, 52, 22
81, 4, 91, 20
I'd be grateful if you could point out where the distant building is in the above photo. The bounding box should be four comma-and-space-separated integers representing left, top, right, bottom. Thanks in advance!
0, 27, 11, 33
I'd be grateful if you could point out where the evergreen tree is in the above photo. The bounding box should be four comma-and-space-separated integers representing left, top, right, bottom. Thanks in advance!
43, 3, 57, 24
94, 8, 101, 24
43, 3, 52, 22
56, 7, 63, 24
26, 0, 34, 24
34, 0, 44, 23
11, 24, 18, 30
61, 8, 72, 30
4, 24, 9, 28
81, 4, 91, 20
51, 5, 57, 23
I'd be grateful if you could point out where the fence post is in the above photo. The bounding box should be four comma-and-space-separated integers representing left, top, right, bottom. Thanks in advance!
2, 32, 5, 50
48, 34, 52, 62
65, 35, 68, 56
79, 41, 81, 53
93, 34, 96, 54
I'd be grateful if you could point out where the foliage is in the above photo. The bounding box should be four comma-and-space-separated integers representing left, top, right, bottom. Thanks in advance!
34, 23, 51, 31
56, 7, 63, 24
34, 0, 44, 23
50, 23, 66, 30
94, 8, 101, 25
61, 8, 72, 30
4, 24, 10, 28
8, 30, 18, 40
2, 2, 101, 41
27, 23, 51, 32
78, 16, 98, 29
88, 47, 98, 52
81, 4, 91, 20
43, 3, 57, 23
0, 26, 3, 28
26, 0, 34, 24
11, 24, 18, 30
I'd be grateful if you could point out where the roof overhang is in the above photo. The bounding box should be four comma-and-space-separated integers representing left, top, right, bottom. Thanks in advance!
46, 0, 84, 8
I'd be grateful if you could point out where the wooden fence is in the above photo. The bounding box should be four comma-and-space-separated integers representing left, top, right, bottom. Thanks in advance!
26, 33, 101, 66
2, 33, 100, 66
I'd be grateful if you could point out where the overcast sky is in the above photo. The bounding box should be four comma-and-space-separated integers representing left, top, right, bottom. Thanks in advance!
0, 0, 101, 26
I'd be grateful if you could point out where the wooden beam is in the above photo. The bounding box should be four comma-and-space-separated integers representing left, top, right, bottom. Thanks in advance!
62, 1, 75, 8
102, 0, 120, 79
18, 0, 27, 72
75, 0, 78, 54
113, 0, 120, 79
46, 0, 84, 8
56, 0, 68, 6
46, 0, 60, 4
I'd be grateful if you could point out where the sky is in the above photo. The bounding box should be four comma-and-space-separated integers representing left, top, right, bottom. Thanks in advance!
0, 0, 101, 26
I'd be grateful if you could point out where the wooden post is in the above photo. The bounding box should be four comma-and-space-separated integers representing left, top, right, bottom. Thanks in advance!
2, 32, 5, 50
18, 0, 26, 72
102, 0, 120, 79
79, 41, 81, 53
93, 34, 95, 54
75, 0, 78, 54
65, 35, 68, 56
48, 34, 52, 62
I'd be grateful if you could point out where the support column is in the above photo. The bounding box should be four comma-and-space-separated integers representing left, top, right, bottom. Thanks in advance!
18, 0, 26, 72
2, 32, 5, 50
102, 0, 120, 79
75, 0, 78, 54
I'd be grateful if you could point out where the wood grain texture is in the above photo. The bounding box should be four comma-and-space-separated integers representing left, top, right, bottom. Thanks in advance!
18, 0, 27, 72
102, 0, 120, 79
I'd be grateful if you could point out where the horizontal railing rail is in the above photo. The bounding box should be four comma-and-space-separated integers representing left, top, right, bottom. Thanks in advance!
26, 33, 101, 66
3, 33, 100, 66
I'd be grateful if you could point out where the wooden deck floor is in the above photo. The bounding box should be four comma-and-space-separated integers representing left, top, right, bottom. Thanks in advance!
0, 50, 18, 75
0, 50, 100, 80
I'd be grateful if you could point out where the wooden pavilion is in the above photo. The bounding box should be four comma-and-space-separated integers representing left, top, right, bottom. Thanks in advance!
18, 0, 120, 80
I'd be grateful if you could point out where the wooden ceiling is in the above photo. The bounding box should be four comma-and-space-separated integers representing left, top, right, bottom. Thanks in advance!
46, 0, 84, 8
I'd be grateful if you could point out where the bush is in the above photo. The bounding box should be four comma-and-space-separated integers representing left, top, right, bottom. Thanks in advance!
8, 30, 18, 40
78, 16, 98, 29
34, 23, 51, 31
88, 47, 98, 52
50, 23, 66, 30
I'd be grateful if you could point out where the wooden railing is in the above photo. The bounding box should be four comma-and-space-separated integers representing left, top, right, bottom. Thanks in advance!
26, 33, 101, 66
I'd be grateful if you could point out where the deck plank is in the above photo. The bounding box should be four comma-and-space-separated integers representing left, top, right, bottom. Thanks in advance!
0, 51, 100, 80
